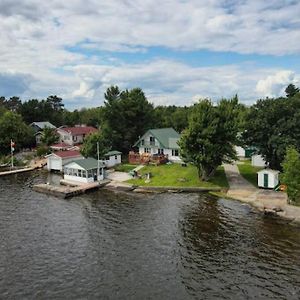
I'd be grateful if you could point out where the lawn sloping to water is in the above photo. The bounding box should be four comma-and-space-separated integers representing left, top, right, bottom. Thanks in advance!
127, 163, 229, 189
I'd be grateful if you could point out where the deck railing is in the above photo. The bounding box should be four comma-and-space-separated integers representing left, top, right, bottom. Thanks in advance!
128, 151, 168, 165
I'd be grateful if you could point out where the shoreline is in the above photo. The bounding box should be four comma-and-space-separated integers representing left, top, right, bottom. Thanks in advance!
105, 181, 300, 226
216, 190, 300, 226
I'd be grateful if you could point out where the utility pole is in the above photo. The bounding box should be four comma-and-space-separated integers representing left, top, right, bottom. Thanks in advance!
11, 139, 15, 170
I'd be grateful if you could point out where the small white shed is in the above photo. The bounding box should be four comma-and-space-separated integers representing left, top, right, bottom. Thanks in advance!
64, 158, 105, 183
235, 146, 245, 158
257, 169, 279, 189
105, 151, 122, 168
251, 154, 267, 167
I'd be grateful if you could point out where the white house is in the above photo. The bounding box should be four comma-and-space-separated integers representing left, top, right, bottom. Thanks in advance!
104, 151, 122, 168
257, 169, 279, 189
57, 126, 98, 146
46, 150, 83, 171
252, 154, 267, 167
63, 158, 105, 183
235, 146, 245, 158
133, 128, 181, 162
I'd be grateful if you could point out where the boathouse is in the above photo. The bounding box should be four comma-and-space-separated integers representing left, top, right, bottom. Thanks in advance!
63, 158, 105, 183
46, 150, 83, 171
105, 151, 122, 168
257, 169, 279, 189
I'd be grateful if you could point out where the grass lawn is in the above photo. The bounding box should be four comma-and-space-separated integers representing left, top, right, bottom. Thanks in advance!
114, 164, 137, 173
237, 160, 263, 187
127, 163, 229, 189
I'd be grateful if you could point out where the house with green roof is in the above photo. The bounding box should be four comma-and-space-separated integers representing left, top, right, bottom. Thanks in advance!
133, 128, 181, 162
63, 157, 106, 183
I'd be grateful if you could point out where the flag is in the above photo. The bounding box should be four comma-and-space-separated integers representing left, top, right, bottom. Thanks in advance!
11, 140, 15, 152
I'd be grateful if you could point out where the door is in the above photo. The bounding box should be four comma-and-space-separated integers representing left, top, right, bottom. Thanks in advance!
263, 173, 268, 188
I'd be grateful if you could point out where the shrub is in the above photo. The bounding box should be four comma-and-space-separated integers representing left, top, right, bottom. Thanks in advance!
281, 147, 300, 204
36, 145, 50, 157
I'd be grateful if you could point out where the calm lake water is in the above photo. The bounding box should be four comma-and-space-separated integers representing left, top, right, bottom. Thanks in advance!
0, 171, 300, 299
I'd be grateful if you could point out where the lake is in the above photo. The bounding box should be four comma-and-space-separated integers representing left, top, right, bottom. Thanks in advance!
0, 171, 299, 299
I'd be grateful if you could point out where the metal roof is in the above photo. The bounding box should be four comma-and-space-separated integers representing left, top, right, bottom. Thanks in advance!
31, 121, 56, 129
67, 157, 105, 170
134, 128, 180, 149
105, 150, 122, 156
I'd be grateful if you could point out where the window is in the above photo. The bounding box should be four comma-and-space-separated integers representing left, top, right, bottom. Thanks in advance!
149, 136, 155, 145
82, 170, 86, 178
78, 169, 82, 177
172, 149, 179, 156
115, 155, 118, 160
158, 149, 164, 155
141, 139, 144, 146
144, 148, 150, 153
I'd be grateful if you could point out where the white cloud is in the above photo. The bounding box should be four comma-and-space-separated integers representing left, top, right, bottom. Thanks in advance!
68, 60, 299, 107
0, 1, 300, 108
256, 71, 299, 97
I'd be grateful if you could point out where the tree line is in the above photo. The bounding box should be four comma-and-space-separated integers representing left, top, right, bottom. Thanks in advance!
1, 83, 300, 180
0, 89, 191, 154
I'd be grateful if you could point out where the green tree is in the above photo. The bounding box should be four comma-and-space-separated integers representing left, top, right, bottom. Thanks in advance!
80, 131, 111, 159
40, 126, 59, 146
0, 111, 34, 154
179, 98, 238, 181
103, 86, 155, 153
154, 105, 190, 132
18, 99, 40, 124
243, 93, 300, 170
285, 84, 299, 98
281, 147, 300, 204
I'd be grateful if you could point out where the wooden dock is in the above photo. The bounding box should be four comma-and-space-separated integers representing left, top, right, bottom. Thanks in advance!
33, 180, 110, 199
0, 167, 35, 177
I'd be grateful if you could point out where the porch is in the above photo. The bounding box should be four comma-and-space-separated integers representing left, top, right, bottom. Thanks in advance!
128, 151, 168, 165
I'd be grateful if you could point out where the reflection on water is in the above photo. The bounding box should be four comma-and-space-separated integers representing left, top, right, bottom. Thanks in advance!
0, 171, 299, 299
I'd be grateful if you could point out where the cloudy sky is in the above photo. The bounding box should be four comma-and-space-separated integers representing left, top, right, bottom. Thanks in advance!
1, 0, 300, 109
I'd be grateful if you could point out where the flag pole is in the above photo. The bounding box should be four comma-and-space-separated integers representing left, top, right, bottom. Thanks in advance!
97, 142, 100, 181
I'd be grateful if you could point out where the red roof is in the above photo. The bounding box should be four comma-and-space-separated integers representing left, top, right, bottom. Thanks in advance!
53, 150, 82, 158
59, 126, 98, 135
50, 142, 70, 149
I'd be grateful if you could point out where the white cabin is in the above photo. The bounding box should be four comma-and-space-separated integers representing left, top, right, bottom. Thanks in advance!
64, 158, 105, 184
257, 169, 279, 189
235, 146, 245, 158
105, 151, 122, 168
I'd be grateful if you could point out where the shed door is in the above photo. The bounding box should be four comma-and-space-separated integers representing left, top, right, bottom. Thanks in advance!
263, 173, 268, 188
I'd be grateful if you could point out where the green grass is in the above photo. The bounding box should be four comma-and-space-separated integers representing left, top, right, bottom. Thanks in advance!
114, 164, 137, 173
127, 163, 229, 189
237, 160, 263, 187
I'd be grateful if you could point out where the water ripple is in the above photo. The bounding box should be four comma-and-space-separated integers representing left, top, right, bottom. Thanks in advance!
0, 172, 299, 299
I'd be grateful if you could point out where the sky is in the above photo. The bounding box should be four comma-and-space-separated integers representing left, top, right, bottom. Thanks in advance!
0, 0, 300, 109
